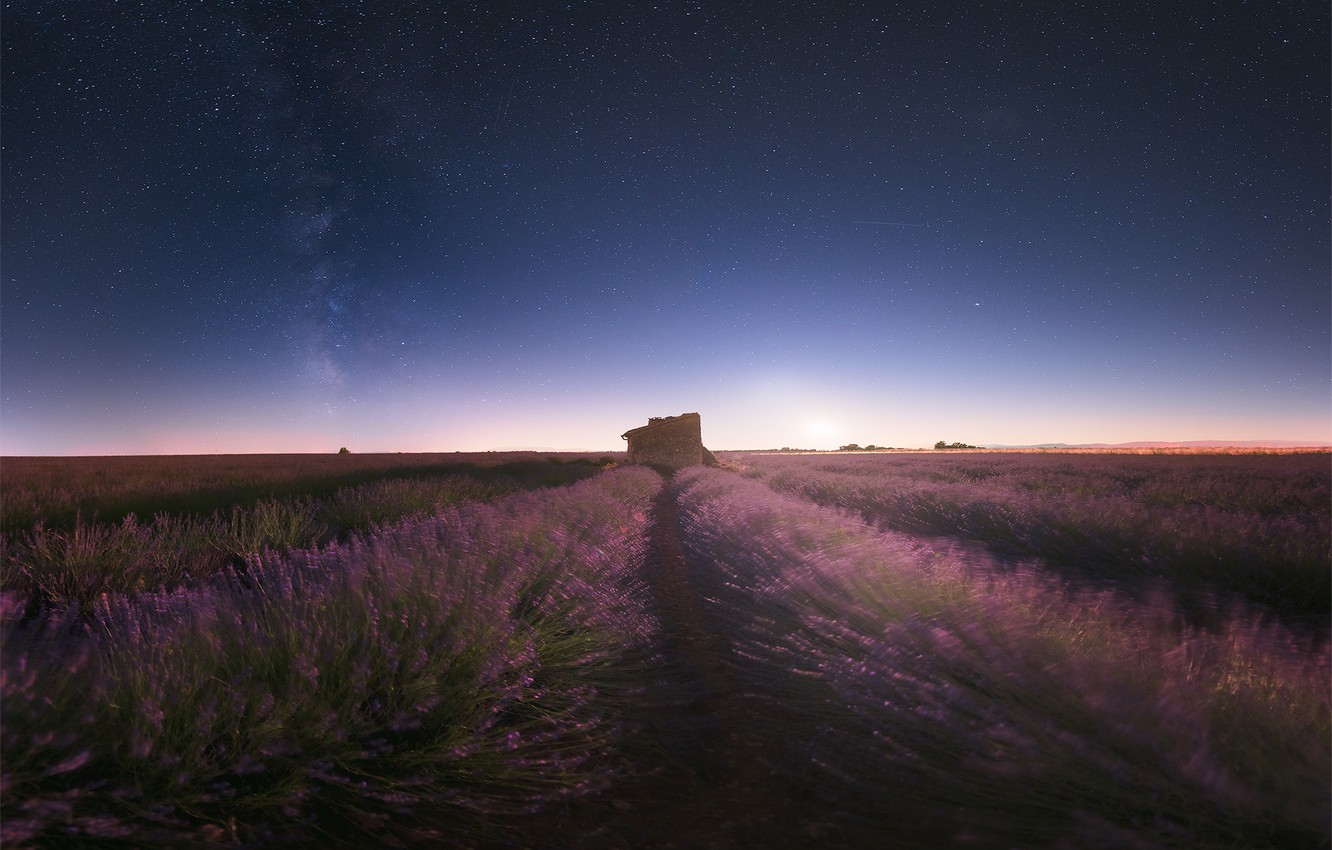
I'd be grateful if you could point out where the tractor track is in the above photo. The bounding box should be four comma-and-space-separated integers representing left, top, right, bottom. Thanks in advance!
503, 476, 821, 849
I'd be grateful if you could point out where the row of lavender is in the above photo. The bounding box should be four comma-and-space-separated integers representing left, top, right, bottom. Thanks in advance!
2, 466, 665, 848
739, 452, 1331, 622
0, 453, 610, 537
2, 474, 532, 614
673, 468, 1330, 849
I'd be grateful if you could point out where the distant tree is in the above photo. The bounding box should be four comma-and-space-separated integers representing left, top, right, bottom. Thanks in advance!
864, 444, 879, 451
934, 440, 977, 450
838, 443, 862, 452
338, 447, 351, 454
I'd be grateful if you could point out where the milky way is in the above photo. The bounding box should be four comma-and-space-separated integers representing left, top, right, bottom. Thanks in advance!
3, 2, 1328, 454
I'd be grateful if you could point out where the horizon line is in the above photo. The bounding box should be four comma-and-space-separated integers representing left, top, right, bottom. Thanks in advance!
5, 439, 1332, 459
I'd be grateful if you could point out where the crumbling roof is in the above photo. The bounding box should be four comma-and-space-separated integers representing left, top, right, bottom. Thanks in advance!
621, 412, 700, 440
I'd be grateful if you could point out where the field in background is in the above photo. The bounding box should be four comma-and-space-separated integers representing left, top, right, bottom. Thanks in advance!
0, 451, 623, 536
738, 446, 1330, 454
729, 449, 1331, 630
2, 451, 1327, 848
1, 453, 618, 612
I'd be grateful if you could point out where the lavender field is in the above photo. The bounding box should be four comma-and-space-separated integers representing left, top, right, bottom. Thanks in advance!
672, 462, 1329, 848
2, 452, 1328, 848
737, 451, 1332, 628
1, 453, 609, 614
3, 462, 666, 847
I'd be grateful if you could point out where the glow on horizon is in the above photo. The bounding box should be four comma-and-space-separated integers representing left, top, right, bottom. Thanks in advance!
3, 5, 1327, 460
4, 358, 1331, 455
5, 404, 1329, 456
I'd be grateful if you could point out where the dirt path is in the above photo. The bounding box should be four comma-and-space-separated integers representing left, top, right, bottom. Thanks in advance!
511, 477, 820, 849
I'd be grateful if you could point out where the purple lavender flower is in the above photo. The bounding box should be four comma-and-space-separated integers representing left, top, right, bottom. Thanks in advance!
2, 466, 666, 847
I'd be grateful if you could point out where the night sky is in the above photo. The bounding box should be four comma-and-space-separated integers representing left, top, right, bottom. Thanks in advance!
3, 1, 1328, 455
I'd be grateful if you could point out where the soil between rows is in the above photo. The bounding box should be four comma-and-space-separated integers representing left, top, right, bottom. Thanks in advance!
502, 477, 823, 849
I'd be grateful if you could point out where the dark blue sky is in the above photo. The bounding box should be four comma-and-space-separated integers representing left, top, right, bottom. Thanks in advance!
3, 1, 1328, 453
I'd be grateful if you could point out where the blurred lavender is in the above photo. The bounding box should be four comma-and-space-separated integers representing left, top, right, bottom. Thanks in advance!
2, 475, 525, 613
743, 452, 1331, 624
1, 466, 664, 847
673, 467, 1331, 849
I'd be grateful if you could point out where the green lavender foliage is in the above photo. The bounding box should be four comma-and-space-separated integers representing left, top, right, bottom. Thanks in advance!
2, 466, 663, 848
744, 452, 1331, 623
673, 467, 1330, 849
2, 471, 569, 612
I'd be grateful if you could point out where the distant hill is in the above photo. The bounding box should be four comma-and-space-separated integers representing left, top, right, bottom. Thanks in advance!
984, 440, 1332, 449
487, 446, 625, 454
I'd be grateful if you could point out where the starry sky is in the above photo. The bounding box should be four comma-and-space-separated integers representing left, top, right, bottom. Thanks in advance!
3, 1, 1328, 455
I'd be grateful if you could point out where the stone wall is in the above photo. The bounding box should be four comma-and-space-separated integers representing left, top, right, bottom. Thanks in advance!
621, 412, 705, 469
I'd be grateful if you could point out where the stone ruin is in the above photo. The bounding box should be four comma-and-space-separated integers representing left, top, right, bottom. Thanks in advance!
621, 412, 718, 471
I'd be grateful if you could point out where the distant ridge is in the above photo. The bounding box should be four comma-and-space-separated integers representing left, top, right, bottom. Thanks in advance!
488, 446, 615, 453
984, 440, 1332, 449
